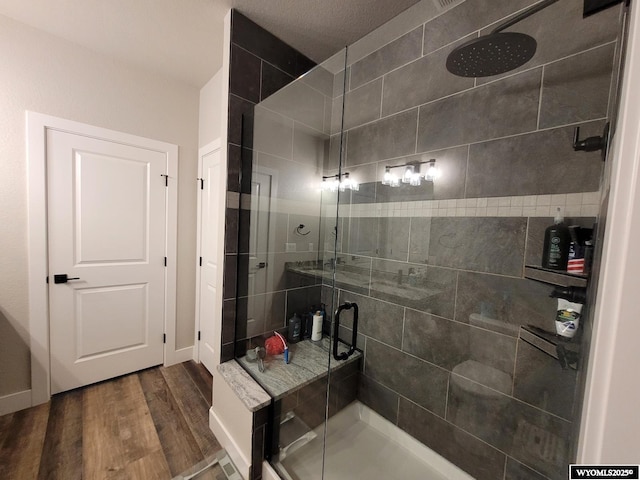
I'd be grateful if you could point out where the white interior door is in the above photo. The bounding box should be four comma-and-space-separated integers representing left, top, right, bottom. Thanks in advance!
47, 129, 167, 394
198, 147, 222, 375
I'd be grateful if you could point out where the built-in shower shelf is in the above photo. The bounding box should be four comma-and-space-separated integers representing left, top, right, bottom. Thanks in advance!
524, 265, 588, 288
519, 325, 579, 370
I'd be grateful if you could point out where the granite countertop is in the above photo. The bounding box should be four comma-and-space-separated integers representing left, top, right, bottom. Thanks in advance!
237, 337, 362, 401
217, 360, 271, 412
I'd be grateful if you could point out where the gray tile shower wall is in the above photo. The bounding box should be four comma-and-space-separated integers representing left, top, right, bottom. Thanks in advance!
222, 10, 318, 362
324, 0, 620, 478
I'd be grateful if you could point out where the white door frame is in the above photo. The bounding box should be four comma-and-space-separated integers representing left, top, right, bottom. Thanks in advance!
26, 111, 178, 406
194, 138, 224, 366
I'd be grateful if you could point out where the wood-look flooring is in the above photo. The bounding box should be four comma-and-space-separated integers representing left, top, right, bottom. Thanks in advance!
0, 361, 225, 479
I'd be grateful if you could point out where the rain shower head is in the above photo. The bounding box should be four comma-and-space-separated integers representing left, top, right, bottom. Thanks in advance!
446, 0, 559, 78
446, 32, 537, 77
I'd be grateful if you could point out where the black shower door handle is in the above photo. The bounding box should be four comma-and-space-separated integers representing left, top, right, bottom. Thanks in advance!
333, 302, 358, 361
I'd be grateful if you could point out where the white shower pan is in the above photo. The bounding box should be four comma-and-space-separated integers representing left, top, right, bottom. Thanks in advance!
274, 401, 475, 480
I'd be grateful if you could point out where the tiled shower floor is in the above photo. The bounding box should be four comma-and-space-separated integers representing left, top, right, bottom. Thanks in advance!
277, 402, 472, 480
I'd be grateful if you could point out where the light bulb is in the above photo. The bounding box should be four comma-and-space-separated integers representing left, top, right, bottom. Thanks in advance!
410, 171, 422, 186
402, 165, 414, 183
425, 164, 439, 181
382, 167, 392, 186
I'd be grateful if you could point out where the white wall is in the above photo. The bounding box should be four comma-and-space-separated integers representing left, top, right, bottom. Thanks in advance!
0, 13, 200, 397
199, 69, 223, 148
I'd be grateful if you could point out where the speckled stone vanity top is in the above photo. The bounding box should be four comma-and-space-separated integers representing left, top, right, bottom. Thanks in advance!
237, 337, 362, 401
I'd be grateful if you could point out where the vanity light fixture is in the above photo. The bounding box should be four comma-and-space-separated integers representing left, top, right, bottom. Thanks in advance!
322, 172, 359, 192
382, 159, 438, 188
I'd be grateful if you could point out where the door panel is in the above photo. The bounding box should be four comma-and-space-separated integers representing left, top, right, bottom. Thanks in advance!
47, 129, 166, 394
75, 151, 149, 263
199, 148, 222, 374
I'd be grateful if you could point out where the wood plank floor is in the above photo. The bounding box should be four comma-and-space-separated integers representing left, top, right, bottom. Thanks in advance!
0, 361, 225, 479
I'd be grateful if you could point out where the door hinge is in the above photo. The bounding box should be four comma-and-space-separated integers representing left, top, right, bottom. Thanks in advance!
198, 331, 201, 341
161, 174, 168, 187
163, 333, 166, 343
46, 276, 49, 284
199, 256, 203, 266
198, 178, 204, 190
164, 257, 167, 267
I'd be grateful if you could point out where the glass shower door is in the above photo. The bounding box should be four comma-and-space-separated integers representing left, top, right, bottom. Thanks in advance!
232, 47, 347, 480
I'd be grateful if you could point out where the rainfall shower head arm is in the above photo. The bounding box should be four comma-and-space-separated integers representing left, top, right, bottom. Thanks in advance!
492, 0, 560, 33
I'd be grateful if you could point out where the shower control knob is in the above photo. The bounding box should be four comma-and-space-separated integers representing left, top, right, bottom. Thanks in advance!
573, 124, 608, 160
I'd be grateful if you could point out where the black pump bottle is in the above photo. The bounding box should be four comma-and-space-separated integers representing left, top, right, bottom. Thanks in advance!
542, 208, 571, 270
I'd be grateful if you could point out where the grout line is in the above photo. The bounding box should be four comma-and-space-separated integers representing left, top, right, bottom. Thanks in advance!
510, 336, 520, 397
536, 65, 545, 130
380, 75, 385, 119
414, 107, 420, 154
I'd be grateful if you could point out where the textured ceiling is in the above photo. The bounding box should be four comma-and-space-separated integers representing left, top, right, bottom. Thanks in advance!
0, 0, 423, 87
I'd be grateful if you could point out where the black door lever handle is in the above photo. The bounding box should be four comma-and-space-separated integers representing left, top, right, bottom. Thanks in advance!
54, 274, 81, 284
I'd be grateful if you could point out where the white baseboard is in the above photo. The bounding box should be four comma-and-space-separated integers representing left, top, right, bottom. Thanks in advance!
209, 407, 251, 480
0, 389, 32, 416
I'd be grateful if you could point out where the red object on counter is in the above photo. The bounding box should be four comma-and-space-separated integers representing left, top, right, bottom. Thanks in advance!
265, 335, 285, 355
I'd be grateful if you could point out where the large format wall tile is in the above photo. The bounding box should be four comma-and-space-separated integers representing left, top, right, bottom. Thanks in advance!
261, 62, 295, 102
455, 271, 556, 335
343, 78, 383, 130
417, 69, 541, 152
285, 286, 322, 321
334, 255, 372, 296
408, 218, 432, 263
370, 259, 457, 319
377, 217, 410, 261
293, 122, 328, 170
350, 26, 424, 90
381, 36, 475, 116
231, 11, 314, 78
253, 107, 294, 159
228, 94, 255, 148
230, 44, 262, 103
338, 291, 404, 349
505, 457, 550, 480
403, 309, 517, 390
421, 0, 533, 55
466, 123, 604, 198
358, 374, 400, 424
260, 80, 326, 133
513, 340, 577, 421
540, 44, 615, 128
347, 109, 418, 165
245, 291, 287, 339
365, 339, 448, 416
425, 217, 527, 276
447, 374, 572, 479
476, 0, 620, 85
344, 217, 377, 257
398, 398, 507, 480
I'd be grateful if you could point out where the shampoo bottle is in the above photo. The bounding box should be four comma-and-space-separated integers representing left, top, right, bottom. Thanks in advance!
311, 310, 323, 342
288, 313, 301, 343
542, 208, 571, 270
